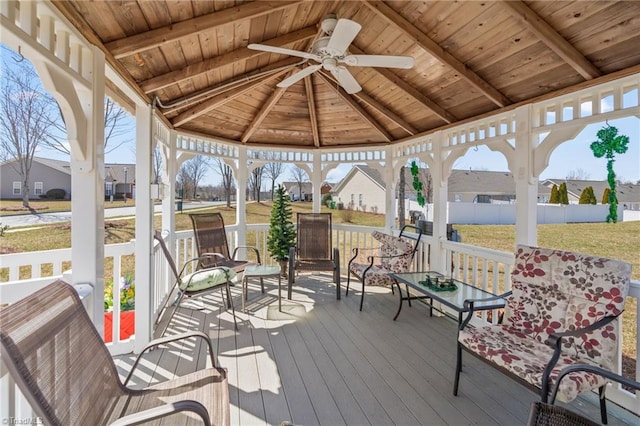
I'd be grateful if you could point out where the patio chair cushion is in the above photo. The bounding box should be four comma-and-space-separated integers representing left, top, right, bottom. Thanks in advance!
457, 245, 631, 403
459, 324, 609, 402
183, 266, 236, 292
348, 231, 414, 287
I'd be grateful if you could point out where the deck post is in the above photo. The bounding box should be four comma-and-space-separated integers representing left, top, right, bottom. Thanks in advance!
514, 105, 538, 247
236, 147, 248, 249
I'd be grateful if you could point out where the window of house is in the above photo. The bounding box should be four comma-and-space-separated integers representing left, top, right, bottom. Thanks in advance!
359, 194, 363, 206
454, 194, 462, 202
34, 182, 43, 196
105, 182, 113, 196
13, 182, 21, 195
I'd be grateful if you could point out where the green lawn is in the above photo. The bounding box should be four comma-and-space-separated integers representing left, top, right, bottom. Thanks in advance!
0, 204, 637, 364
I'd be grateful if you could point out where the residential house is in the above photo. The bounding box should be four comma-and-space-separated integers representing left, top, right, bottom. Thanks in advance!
0, 157, 136, 201
281, 181, 332, 201
332, 165, 553, 214
542, 179, 640, 210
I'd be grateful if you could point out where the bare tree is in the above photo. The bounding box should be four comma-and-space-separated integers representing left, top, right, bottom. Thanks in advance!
180, 156, 210, 198
176, 166, 191, 199
0, 49, 63, 207
212, 157, 235, 207
290, 166, 308, 201
566, 168, 591, 180
152, 144, 162, 184
248, 166, 264, 201
263, 162, 287, 200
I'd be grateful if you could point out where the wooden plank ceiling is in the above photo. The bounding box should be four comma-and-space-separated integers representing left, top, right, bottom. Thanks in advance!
54, 0, 640, 149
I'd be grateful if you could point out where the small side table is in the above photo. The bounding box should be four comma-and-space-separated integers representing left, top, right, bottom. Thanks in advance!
242, 265, 284, 312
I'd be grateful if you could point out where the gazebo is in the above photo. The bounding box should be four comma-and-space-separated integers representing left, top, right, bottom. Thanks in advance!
2, 0, 639, 421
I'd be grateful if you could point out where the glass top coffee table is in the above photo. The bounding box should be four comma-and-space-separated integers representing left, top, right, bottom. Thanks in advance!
390, 271, 506, 323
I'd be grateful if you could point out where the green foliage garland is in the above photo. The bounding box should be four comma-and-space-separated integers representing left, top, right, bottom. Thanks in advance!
267, 185, 296, 261
410, 160, 426, 207
590, 125, 630, 223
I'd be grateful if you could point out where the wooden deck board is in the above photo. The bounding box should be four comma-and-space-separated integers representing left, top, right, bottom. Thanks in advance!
114, 274, 638, 426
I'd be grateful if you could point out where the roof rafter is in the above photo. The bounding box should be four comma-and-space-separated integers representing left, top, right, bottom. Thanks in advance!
359, 0, 511, 108
106, 0, 303, 59
241, 69, 299, 143
304, 76, 320, 147
320, 71, 416, 135
141, 26, 317, 94
160, 58, 300, 115
349, 46, 456, 125
171, 69, 290, 127
316, 71, 392, 143
501, 0, 601, 80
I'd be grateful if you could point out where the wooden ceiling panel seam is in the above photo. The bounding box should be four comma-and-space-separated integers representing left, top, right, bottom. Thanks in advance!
316, 70, 392, 143
241, 69, 299, 143
159, 57, 301, 114
359, 0, 512, 108
304, 76, 321, 148
319, 70, 416, 136
171, 69, 290, 127
500, 0, 601, 80
140, 25, 317, 93
106, 0, 304, 59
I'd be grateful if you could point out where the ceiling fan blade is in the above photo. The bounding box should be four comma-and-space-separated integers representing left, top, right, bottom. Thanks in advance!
247, 43, 320, 61
326, 19, 362, 54
277, 64, 322, 87
342, 54, 415, 69
330, 66, 361, 94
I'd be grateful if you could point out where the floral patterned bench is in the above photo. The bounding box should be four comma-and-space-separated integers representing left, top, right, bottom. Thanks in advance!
455, 244, 631, 424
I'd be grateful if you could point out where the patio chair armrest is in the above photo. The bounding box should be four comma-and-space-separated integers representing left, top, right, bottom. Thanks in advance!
232, 246, 261, 264
459, 291, 512, 330
540, 314, 620, 400
110, 400, 211, 426
549, 363, 640, 404
124, 331, 218, 387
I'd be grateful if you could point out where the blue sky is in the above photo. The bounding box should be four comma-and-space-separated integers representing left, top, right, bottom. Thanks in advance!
324, 116, 639, 184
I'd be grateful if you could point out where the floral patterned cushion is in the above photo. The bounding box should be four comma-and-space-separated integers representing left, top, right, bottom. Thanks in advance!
348, 231, 415, 287
460, 244, 631, 402
459, 324, 609, 402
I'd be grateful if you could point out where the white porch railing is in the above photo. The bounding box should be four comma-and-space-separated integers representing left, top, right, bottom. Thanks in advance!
1, 225, 638, 415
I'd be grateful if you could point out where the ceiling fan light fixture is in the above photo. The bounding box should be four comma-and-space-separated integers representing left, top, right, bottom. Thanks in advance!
321, 14, 338, 34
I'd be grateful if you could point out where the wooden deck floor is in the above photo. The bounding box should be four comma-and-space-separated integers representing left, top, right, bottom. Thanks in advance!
114, 274, 638, 425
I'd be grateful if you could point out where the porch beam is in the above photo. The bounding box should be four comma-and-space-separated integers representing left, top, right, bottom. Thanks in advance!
501, 0, 601, 80
316, 71, 392, 142
171, 69, 290, 127
304, 76, 321, 147
106, 1, 303, 59
513, 105, 537, 247
160, 57, 300, 115
360, 0, 511, 108
242, 69, 298, 143
140, 26, 317, 94
348, 46, 456, 125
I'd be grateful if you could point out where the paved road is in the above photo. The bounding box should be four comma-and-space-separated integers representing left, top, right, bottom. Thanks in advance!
1, 201, 222, 229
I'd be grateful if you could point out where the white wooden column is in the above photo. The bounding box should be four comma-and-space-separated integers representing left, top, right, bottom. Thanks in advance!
236, 147, 248, 248
513, 105, 538, 247
134, 103, 154, 352
161, 130, 177, 242
384, 151, 396, 231
36, 46, 106, 330
430, 133, 448, 273
312, 155, 322, 212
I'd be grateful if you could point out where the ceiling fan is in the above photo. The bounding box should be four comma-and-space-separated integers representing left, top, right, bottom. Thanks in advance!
247, 14, 414, 94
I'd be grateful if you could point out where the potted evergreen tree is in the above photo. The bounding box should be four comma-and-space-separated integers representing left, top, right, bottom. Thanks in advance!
267, 185, 296, 278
